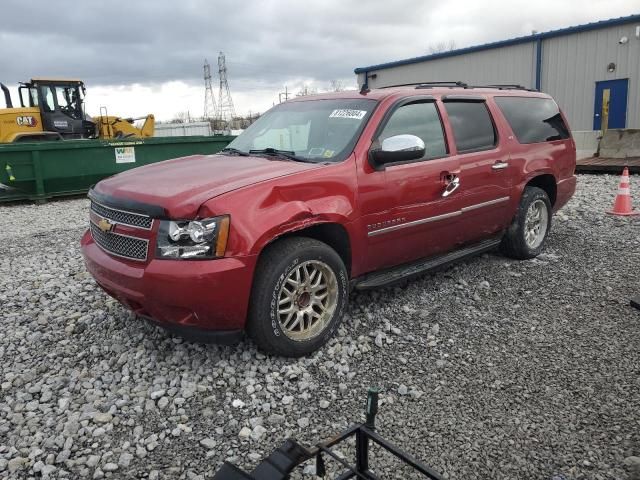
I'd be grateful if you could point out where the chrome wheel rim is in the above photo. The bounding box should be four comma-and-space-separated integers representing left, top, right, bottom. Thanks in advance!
524, 199, 548, 249
277, 260, 338, 341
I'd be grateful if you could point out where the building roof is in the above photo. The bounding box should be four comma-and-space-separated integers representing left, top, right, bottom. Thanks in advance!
354, 13, 640, 74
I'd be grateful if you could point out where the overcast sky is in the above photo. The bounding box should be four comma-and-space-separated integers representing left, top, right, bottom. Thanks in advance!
1, 0, 637, 121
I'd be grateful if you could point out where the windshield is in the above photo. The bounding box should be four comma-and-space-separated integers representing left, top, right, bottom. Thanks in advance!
226, 98, 377, 162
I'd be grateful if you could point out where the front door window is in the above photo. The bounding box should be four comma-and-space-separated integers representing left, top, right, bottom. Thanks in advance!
378, 101, 447, 160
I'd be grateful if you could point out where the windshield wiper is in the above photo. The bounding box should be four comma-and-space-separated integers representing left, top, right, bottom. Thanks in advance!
249, 148, 305, 162
220, 147, 250, 156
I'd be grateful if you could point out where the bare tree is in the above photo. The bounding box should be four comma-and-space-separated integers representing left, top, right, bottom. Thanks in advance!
427, 40, 456, 54
170, 111, 192, 124
296, 85, 318, 97
228, 112, 262, 130
329, 79, 345, 92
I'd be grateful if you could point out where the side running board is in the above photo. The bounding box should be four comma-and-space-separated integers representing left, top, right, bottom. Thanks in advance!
353, 237, 501, 290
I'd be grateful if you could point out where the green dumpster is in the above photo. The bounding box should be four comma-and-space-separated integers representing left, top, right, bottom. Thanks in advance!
0, 135, 234, 203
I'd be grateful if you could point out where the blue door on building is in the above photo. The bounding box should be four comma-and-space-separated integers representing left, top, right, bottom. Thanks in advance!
593, 79, 628, 130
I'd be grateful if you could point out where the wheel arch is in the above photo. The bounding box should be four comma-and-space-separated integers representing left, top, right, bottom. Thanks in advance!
525, 173, 557, 206
256, 222, 353, 276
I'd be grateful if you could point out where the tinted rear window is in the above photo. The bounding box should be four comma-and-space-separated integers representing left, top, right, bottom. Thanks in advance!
495, 97, 570, 144
444, 101, 496, 153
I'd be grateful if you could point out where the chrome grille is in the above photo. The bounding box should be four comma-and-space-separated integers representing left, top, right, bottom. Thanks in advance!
90, 222, 149, 261
90, 201, 153, 229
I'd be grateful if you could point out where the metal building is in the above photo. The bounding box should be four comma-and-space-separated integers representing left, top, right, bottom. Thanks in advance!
354, 14, 640, 132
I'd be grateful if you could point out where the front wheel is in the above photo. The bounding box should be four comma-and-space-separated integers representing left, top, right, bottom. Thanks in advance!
501, 186, 552, 259
247, 237, 349, 357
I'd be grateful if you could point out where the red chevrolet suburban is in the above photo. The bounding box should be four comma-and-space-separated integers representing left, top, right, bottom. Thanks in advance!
81, 82, 576, 356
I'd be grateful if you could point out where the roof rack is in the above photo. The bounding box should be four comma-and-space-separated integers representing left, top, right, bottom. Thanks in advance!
483, 84, 525, 89
380, 81, 469, 89
379, 82, 538, 92
481, 84, 538, 91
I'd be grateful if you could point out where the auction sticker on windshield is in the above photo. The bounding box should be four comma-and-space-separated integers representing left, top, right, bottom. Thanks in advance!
329, 109, 367, 120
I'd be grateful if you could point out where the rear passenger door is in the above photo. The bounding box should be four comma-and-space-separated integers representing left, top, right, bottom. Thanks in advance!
442, 98, 512, 244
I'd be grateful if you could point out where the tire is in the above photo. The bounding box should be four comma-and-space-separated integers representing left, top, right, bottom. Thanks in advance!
500, 186, 552, 260
247, 237, 349, 357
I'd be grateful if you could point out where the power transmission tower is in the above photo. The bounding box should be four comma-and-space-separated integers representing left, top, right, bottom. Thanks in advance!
217, 52, 236, 127
203, 59, 217, 120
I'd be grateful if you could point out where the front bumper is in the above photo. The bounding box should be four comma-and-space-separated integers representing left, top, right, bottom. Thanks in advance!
81, 229, 257, 341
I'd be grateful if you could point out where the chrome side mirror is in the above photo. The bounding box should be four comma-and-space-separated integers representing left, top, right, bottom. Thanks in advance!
370, 134, 425, 169
381, 134, 425, 153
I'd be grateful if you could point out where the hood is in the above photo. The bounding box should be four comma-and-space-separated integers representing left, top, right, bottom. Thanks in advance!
94, 154, 322, 218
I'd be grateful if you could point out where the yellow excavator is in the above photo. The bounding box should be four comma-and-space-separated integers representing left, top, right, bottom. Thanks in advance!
0, 78, 154, 143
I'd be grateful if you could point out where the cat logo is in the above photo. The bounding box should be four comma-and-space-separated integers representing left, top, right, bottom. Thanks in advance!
98, 218, 115, 233
16, 116, 38, 127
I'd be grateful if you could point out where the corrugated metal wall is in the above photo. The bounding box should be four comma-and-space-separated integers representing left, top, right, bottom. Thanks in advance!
542, 24, 640, 130
357, 20, 640, 130
358, 42, 536, 91
155, 122, 212, 137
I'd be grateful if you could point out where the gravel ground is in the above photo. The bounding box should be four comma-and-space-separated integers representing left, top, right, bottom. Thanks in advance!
1, 174, 639, 480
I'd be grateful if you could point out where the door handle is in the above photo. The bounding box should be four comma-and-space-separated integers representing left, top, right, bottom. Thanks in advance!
442, 175, 460, 197
492, 161, 509, 170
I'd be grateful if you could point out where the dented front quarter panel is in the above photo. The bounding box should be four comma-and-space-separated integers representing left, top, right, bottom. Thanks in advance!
198, 156, 360, 260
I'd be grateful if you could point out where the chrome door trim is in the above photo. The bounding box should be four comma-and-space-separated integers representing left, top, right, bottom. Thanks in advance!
367, 196, 510, 237
460, 196, 510, 212
368, 210, 461, 237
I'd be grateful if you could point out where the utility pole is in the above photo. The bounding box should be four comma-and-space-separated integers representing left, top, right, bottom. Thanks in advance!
203, 59, 217, 120
278, 86, 290, 103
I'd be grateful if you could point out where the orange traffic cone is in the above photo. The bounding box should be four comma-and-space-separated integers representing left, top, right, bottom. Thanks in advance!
607, 167, 639, 216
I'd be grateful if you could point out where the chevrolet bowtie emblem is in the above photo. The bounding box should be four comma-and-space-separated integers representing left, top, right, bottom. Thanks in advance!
98, 218, 115, 233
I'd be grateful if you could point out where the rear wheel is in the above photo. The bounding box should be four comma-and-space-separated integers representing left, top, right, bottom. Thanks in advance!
247, 237, 348, 357
501, 186, 552, 259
